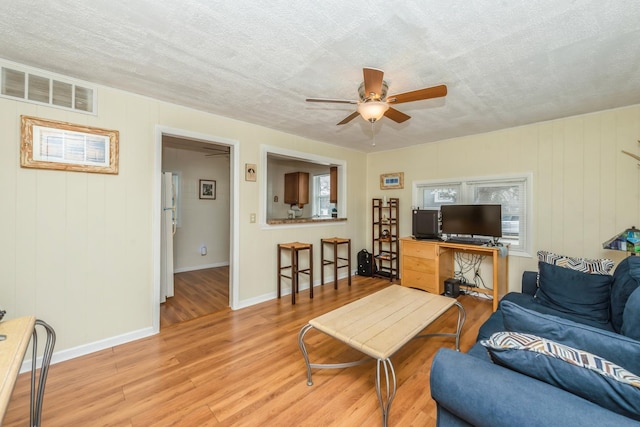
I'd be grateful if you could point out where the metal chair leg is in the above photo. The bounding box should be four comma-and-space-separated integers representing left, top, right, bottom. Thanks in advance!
31, 319, 56, 427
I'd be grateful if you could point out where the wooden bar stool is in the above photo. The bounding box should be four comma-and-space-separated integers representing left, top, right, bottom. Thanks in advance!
320, 237, 351, 289
277, 242, 313, 304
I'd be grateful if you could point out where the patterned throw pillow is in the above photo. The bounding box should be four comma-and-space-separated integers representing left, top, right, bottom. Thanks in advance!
537, 250, 614, 275
482, 331, 640, 420
499, 300, 640, 374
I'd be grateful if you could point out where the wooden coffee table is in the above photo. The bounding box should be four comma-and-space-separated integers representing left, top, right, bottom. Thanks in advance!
297, 285, 465, 427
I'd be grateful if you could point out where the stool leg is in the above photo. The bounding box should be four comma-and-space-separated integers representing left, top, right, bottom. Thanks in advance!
347, 240, 352, 287
333, 242, 338, 290
292, 248, 298, 305
277, 245, 282, 299
320, 241, 325, 286
309, 245, 313, 299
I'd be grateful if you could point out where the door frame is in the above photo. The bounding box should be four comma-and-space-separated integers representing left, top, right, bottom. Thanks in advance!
152, 125, 240, 332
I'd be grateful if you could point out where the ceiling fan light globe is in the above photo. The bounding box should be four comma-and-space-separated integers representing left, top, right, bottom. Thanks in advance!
357, 101, 389, 122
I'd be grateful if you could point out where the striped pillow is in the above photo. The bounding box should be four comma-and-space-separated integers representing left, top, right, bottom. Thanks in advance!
482, 331, 640, 420
537, 250, 614, 275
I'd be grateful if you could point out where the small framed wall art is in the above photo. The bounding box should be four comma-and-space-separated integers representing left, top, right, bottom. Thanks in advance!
380, 172, 404, 190
245, 163, 257, 181
199, 179, 216, 200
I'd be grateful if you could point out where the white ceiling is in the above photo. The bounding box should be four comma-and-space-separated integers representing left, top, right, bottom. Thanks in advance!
3, 1, 640, 153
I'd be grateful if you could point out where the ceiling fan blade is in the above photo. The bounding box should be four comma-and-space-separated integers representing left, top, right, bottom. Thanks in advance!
203, 146, 229, 153
337, 111, 360, 125
384, 107, 411, 123
363, 68, 384, 99
387, 84, 447, 104
306, 97, 357, 104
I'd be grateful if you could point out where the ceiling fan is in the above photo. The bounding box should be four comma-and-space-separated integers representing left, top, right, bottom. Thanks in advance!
204, 146, 230, 157
306, 67, 447, 125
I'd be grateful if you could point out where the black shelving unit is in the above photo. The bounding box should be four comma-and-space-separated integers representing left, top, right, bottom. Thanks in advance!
372, 198, 399, 281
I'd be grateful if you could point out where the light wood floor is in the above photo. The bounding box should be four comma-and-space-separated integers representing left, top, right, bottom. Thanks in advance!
5, 276, 492, 426
160, 267, 230, 328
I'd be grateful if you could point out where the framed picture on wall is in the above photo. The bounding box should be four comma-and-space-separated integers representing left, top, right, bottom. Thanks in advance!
245, 163, 257, 181
380, 172, 404, 190
199, 179, 216, 200
20, 115, 119, 174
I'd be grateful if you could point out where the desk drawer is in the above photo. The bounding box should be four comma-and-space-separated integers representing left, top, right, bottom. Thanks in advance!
403, 255, 436, 274
402, 241, 437, 259
401, 269, 439, 294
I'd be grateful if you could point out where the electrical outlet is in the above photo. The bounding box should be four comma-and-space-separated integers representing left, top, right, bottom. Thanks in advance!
250, 213, 256, 223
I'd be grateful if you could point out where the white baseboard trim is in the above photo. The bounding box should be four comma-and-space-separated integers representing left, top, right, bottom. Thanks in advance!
21, 326, 156, 373
21, 271, 355, 370
174, 261, 229, 273
235, 292, 277, 309
235, 272, 353, 309
234, 287, 315, 309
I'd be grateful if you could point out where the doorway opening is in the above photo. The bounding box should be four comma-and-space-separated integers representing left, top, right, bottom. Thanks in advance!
154, 126, 239, 332
161, 266, 230, 327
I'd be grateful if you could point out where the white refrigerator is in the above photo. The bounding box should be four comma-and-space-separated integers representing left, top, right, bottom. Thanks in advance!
161, 171, 176, 302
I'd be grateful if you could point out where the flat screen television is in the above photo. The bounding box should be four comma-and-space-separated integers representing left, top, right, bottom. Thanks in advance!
412, 209, 440, 239
441, 204, 502, 237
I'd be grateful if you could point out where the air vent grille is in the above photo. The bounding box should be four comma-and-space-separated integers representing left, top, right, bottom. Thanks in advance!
0, 60, 96, 114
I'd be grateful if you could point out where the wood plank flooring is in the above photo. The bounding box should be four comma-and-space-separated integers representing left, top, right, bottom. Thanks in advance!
160, 267, 230, 328
4, 276, 492, 427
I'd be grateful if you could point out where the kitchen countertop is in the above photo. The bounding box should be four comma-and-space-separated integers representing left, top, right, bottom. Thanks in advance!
267, 217, 347, 225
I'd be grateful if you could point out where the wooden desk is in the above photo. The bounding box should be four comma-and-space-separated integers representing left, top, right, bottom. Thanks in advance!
0, 316, 36, 420
400, 237, 508, 311
0, 317, 55, 426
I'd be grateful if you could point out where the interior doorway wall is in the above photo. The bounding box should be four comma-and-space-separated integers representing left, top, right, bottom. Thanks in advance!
153, 126, 240, 333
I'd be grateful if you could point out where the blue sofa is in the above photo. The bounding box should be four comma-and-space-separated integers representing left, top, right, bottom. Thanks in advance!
430, 256, 640, 427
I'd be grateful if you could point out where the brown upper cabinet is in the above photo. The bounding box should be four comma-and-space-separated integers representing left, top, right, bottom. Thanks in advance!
330, 166, 338, 204
284, 172, 309, 207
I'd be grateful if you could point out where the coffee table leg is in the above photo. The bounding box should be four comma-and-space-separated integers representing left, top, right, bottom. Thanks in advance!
453, 301, 466, 351
376, 358, 396, 427
413, 302, 467, 351
298, 324, 315, 386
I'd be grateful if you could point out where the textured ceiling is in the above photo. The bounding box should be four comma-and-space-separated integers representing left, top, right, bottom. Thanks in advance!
2, 1, 640, 152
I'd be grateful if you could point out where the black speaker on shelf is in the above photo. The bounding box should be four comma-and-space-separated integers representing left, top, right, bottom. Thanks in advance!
444, 278, 461, 298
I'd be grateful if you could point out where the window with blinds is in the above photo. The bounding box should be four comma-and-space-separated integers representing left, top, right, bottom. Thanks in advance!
414, 174, 532, 255
312, 174, 333, 218
32, 125, 109, 167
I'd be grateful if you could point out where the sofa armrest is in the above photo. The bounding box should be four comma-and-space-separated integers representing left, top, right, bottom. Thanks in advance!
430, 349, 638, 427
521, 271, 537, 295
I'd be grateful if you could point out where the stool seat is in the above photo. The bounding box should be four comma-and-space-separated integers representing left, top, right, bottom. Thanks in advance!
321, 237, 351, 289
279, 242, 312, 250
278, 242, 313, 304
321, 237, 350, 245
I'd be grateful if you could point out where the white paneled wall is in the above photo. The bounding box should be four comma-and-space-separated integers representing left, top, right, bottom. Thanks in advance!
0, 82, 368, 359
367, 105, 640, 292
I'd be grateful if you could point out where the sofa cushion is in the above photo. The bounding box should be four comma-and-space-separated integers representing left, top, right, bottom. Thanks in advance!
500, 300, 640, 374
502, 292, 615, 331
432, 349, 640, 427
535, 261, 613, 324
466, 341, 492, 361
537, 250, 615, 274
481, 332, 640, 421
611, 256, 640, 333
476, 309, 504, 341
622, 286, 640, 341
